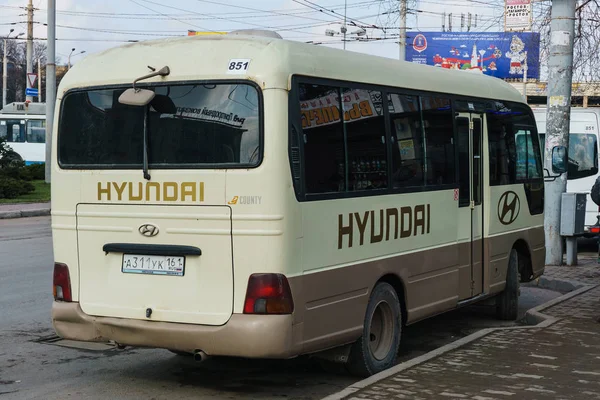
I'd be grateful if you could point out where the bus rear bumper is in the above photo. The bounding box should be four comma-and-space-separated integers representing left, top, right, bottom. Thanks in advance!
52, 301, 299, 359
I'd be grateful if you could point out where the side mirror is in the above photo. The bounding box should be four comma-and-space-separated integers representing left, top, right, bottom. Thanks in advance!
552, 145, 568, 174
118, 88, 155, 107
150, 94, 177, 114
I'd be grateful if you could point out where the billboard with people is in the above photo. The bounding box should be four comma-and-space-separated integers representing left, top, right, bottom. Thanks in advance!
405, 31, 540, 80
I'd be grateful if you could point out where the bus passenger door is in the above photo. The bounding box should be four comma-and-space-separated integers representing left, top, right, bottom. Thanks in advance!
456, 113, 484, 300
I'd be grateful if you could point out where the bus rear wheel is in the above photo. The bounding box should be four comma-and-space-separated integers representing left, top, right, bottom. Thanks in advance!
346, 282, 402, 377
496, 248, 521, 320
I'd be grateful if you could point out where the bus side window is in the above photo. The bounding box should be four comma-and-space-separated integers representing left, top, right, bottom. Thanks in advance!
515, 129, 542, 180
342, 88, 387, 191
12, 123, 24, 143
421, 96, 455, 186
487, 106, 517, 186
298, 83, 346, 194
0, 121, 6, 139
387, 93, 424, 189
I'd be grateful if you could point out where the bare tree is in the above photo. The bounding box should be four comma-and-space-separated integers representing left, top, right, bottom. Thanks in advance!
1, 41, 65, 105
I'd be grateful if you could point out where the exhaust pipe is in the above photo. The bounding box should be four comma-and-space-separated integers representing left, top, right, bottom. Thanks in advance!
193, 350, 209, 362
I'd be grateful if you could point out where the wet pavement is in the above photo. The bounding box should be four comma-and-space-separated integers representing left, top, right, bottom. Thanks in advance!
0, 216, 578, 399
327, 258, 600, 400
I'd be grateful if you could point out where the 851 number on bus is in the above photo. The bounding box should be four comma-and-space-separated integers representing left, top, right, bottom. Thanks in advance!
227, 59, 251, 74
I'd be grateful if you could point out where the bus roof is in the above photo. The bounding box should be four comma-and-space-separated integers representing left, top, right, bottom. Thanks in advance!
58, 32, 525, 104
0, 102, 46, 115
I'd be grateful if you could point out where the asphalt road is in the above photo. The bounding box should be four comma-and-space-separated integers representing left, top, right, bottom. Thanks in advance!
0, 216, 563, 400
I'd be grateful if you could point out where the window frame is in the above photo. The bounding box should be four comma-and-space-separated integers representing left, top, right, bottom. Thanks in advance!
290, 75, 467, 202
57, 79, 265, 170
487, 102, 544, 187
290, 76, 544, 202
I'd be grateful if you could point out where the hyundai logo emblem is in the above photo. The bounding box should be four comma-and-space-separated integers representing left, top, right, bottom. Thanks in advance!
498, 191, 520, 226
139, 224, 159, 237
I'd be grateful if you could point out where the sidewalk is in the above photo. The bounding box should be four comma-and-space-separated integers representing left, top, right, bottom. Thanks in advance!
324, 258, 600, 400
0, 202, 51, 219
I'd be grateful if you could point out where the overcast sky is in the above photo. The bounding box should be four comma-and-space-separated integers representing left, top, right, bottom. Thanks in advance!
0, 0, 508, 64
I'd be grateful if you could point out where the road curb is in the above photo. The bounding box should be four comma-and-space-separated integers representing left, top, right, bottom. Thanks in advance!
524, 282, 596, 325
525, 275, 587, 293
0, 208, 51, 219
321, 279, 599, 400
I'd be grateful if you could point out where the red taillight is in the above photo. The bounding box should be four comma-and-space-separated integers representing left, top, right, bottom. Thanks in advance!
53, 263, 72, 302
243, 273, 294, 315
591, 226, 600, 234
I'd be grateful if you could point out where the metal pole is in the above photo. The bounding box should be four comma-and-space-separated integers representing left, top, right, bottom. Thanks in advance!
399, 0, 407, 60
343, 0, 347, 50
38, 57, 41, 102
26, 0, 33, 102
522, 50, 528, 102
68, 48, 74, 70
544, 0, 576, 266
566, 237, 578, 266
45, 0, 56, 183
2, 38, 7, 108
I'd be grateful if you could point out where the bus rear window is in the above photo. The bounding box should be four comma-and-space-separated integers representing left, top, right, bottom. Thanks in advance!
58, 83, 261, 168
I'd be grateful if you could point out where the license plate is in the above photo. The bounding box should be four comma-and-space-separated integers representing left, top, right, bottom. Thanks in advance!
122, 254, 185, 276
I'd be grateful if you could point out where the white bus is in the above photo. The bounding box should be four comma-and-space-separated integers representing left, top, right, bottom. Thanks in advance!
51, 30, 549, 377
532, 107, 600, 235
0, 101, 46, 164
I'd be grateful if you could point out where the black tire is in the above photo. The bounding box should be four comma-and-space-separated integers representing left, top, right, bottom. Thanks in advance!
496, 249, 521, 320
346, 282, 402, 377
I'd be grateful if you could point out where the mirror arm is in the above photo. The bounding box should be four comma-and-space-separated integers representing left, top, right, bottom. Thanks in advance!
543, 167, 562, 182
132, 66, 170, 90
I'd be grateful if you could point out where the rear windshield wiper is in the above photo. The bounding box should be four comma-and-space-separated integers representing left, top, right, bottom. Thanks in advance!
117, 65, 170, 181
142, 106, 151, 180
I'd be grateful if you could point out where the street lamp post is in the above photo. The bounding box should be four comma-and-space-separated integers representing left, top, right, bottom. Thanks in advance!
3, 29, 25, 109
68, 48, 85, 70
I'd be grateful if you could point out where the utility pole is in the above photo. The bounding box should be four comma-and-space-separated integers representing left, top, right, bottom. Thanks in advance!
544, 0, 576, 266
442, 12, 446, 32
399, 0, 407, 60
26, 0, 34, 102
2, 30, 11, 109
45, 0, 56, 183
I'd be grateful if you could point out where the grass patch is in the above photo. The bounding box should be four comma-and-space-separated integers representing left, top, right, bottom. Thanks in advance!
0, 180, 50, 204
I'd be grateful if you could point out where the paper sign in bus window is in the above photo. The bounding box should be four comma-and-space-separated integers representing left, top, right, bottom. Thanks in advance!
399, 139, 416, 160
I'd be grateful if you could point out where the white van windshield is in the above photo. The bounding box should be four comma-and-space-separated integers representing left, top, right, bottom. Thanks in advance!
539, 133, 598, 180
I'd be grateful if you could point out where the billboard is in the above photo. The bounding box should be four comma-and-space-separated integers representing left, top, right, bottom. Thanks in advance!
187, 30, 226, 36
505, 0, 532, 32
405, 31, 540, 80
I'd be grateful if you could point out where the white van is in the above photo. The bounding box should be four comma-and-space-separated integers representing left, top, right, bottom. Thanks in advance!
533, 107, 600, 235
